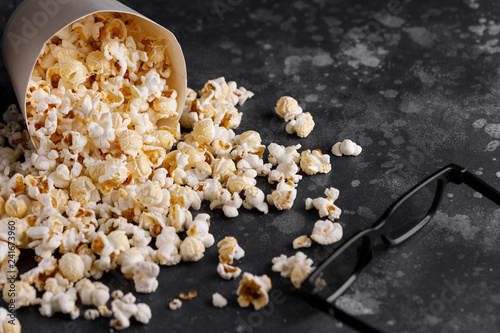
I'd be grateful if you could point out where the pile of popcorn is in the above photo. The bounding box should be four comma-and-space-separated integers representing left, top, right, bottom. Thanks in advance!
0, 10, 364, 331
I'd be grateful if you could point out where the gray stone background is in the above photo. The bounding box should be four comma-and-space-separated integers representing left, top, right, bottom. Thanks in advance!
1, 0, 499, 332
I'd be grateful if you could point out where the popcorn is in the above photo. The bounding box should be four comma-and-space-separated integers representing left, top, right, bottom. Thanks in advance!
267, 143, 301, 166
242, 186, 269, 214
217, 263, 242, 280
237, 154, 271, 177
39, 288, 80, 320
211, 158, 236, 184
186, 213, 214, 248
226, 169, 257, 194
212, 293, 228, 308
192, 118, 215, 145
331, 139, 363, 157
169, 299, 182, 310
84, 309, 100, 320
305, 187, 342, 220
110, 293, 151, 330
268, 160, 302, 184
70, 176, 100, 206
133, 261, 159, 293
0, 307, 21, 332
180, 236, 205, 262
285, 112, 315, 138
4, 194, 30, 218
299, 149, 331, 175
117, 129, 143, 157
292, 235, 312, 249
58, 253, 86, 282
237, 273, 272, 310
75, 278, 110, 309
2, 280, 36, 309
310, 220, 343, 245
275, 96, 303, 122
272, 251, 315, 288
217, 237, 245, 264
209, 189, 243, 218
267, 181, 297, 211
155, 227, 182, 266
179, 289, 198, 301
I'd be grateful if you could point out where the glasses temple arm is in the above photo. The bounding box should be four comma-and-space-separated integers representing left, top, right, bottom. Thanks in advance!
461, 170, 500, 206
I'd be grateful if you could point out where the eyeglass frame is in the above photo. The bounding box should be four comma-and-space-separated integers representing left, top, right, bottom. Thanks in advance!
299, 163, 500, 333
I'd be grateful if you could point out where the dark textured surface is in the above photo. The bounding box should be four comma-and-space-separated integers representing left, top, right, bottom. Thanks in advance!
1, 0, 500, 332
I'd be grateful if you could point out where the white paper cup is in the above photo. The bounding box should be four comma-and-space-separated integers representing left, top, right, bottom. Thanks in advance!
2, 0, 187, 147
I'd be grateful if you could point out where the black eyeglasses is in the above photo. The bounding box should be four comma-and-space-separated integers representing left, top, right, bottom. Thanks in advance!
300, 163, 500, 333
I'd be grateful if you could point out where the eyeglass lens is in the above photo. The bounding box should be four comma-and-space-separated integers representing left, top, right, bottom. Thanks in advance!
384, 178, 440, 242
313, 236, 369, 301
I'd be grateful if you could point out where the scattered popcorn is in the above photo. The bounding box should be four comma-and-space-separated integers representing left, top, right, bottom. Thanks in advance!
212, 293, 228, 308
169, 298, 182, 310
292, 235, 312, 249
299, 149, 331, 175
331, 139, 362, 157
305, 187, 342, 220
310, 220, 343, 245
0, 7, 357, 330
272, 251, 315, 288
237, 273, 272, 310
217, 263, 242, 280
217, 237, 245, 264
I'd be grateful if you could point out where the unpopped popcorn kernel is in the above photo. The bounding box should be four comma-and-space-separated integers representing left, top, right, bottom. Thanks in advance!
292, 235, 312, 249
179, 289, 197, 301
310, 220, 343, 245
236, 272, 272, 310
212, 293, 228, 308
331, 139, 363, 157
275, 96, 303, 121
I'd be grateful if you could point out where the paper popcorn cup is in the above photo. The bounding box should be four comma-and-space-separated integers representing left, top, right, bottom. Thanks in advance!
2, 0, 187, 147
